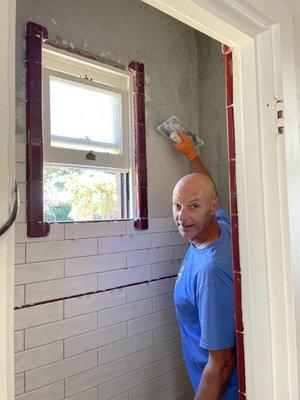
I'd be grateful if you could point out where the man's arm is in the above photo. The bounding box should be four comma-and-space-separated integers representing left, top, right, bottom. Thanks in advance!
172, 131, 219, 197
195, 348, 235, 400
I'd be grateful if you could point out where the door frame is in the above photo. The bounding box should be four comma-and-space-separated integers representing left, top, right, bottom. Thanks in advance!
141, 1, 299, 399
1, 0, 299, 399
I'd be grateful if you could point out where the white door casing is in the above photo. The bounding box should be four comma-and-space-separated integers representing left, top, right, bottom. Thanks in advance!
0, 1, 16, 400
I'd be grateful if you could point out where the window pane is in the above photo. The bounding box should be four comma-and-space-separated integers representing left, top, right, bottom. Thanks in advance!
49, 76, 121, 154
44, 165, 124, 222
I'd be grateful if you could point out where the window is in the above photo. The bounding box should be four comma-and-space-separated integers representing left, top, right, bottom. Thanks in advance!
42, 45, 132, 222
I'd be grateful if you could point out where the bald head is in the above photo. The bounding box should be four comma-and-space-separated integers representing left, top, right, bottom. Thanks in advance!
173, 173, 218, 202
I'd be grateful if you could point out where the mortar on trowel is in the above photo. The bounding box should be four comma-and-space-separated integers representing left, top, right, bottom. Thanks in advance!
157, 116, 204, 147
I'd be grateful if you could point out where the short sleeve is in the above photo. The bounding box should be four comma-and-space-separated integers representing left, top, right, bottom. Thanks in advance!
215, 208, 230, 224
197, 278, 235, 350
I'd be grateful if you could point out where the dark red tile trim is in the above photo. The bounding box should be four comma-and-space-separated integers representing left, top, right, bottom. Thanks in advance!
223, 44, 246, 396
128, 60, 148, 230
236, 331, 246, 394
26, 21, 50, 237
14, 273, 177, 310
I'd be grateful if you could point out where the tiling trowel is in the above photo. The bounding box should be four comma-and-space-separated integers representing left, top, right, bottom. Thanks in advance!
157, 116, 204, 147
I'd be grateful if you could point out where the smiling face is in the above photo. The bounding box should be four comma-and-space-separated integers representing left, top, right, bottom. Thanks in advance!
172, 174, 219, 245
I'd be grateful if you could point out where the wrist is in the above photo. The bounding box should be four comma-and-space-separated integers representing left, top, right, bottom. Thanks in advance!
186, 149, 198, 161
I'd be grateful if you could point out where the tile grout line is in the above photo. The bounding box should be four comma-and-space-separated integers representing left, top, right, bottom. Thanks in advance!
14, 275, 178, 311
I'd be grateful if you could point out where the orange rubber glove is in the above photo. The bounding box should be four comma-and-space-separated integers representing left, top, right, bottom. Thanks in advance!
172, 131, 198, 161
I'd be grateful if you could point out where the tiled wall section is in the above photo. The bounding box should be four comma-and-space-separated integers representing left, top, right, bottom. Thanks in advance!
15, 143, 193, 400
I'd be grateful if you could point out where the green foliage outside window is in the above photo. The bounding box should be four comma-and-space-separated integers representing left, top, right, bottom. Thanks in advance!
44, 165, 119, 222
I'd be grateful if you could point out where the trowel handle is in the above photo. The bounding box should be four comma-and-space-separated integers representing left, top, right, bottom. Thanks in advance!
170, 132, 183, 144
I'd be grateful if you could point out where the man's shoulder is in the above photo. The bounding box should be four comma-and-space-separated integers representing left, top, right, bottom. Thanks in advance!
215, 208, 230, 224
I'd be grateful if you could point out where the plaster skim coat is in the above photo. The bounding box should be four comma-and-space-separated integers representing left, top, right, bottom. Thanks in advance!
14, 0, 228, 399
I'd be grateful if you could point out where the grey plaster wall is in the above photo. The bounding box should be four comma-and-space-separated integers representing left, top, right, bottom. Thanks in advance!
16, 0, 228, 217
197, 34, 229, 212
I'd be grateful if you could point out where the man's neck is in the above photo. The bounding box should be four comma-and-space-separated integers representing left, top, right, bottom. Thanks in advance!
192, 217, 221, 249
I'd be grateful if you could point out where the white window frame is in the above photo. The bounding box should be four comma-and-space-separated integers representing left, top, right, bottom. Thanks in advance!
42, 45, 132, 171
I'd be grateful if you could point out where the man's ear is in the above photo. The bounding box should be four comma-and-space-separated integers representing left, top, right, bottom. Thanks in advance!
211, 197, 221, 214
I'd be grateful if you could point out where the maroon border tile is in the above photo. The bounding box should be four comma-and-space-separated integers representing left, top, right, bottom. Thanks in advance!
134, 186, 148, 219
225, 51, 233, 107
234, 272, 243, 332
26, 21, 50, 237
231, 214, 240, 273
229, 159, 238, 215
128, 60, 148, 230
134, 124, 146, 156
226, 105, 235, 160
26, 61, 42, 102
236, 331, 246, 394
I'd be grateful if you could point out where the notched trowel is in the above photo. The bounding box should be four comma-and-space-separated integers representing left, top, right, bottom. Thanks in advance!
157, 116, 204, 147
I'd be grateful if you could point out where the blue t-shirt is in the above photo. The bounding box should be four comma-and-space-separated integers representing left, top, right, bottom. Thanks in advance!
174, 209, 238, 399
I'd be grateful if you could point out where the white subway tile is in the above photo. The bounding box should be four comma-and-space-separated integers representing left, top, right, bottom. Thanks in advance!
99, 332, 153, 365
15, 244, 25, 264
154, 353, 184, 377
16, 142, 26, 163
126, 218, 173, 235
178, 366, 188, 382
99, 365, 153, 400
153, 293, 175, 312
15, 381, 64, 400
65, 387, 98, 400
177, 337, 182, 352
16, 202, 26, 223
65, 221, 127, 239
26, 239, 97, 263
127, 278, 175, 303
15, 373, 25, 395
15, 223, 64, 244
112, 392, 129, 400
127, 247, 173, 268
15, 302, 63, 331
18, 183, 26, 203
98, 266, 151, 291
128, 309, 176, 337
129, 338, 177, 371
152, 232, 187, 248
26, 350, 97, 391
65, 253, 126, 277
64, 289, 126, 318
154, 323, 179, 344
151, 260, 181, 280
15, 330, 24, 352
15, 285, 25, 307
16, 162, 26, 183
155, 380, 193, 400
109, 393, 128, 400
173, 245, 188, 260
176, 391, 194, 400
98, 299, 152, 328
129, 370, 177, 400
15, 260, 64, 285
25, 313, 97, 349
15, 341, 63, 374
65, 323, 127, 358
98, 235, 150, 254
65, 358, 128, 397
26, 274, 97, 303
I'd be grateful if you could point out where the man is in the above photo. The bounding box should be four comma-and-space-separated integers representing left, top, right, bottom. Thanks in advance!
172, 131, 238, 400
